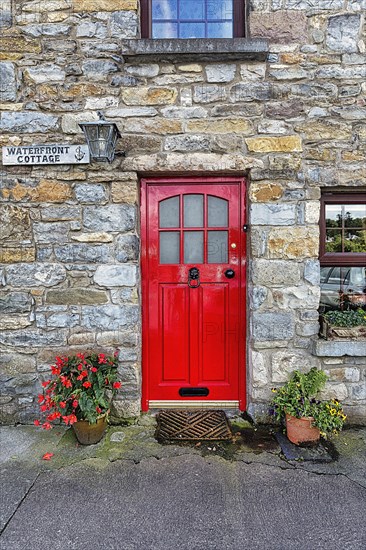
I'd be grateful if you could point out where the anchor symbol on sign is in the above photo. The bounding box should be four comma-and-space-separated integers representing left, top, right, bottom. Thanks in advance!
74, 146, 85, 162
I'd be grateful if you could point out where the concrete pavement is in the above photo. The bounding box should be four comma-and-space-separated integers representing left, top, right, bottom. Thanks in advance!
1, 421, 365, 550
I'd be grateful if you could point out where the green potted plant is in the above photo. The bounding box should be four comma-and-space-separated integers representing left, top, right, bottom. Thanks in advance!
270, 368, 347, 445
320, 308, 366, 340
35, 351, 121, 445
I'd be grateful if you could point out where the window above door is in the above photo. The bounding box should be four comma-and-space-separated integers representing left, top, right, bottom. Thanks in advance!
141, 0, 246, 39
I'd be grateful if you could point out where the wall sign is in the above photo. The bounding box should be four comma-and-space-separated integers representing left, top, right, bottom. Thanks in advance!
2, 144, 90, 166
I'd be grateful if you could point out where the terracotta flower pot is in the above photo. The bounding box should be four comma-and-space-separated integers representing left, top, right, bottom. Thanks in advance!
72, 415, 108, 445
285, 413, 321, 446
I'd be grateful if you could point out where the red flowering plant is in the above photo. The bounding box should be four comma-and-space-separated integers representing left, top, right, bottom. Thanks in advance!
36, 352, 121, 429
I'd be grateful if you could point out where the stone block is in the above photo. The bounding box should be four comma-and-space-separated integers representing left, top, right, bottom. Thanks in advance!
37, 312, 79, 329
273, 286, 320, 310
34, 222, 69, 244
0, 36, 41, 54
82, 60, 118, 78
75, 184, 107, 203
250, 10, 307, 43
5, 263, 66, 288
250, 286, 268, 310
71, 232, 113, 243
258, 120, 289, 134
324, 368, 360, 383
46, 288, 108, 305
40, 206, 81, 221
76, 21, 107, 39
193, 85, 227, 104
25, 64, 65, 84
326, 15, 361, 54
186, 119, 252, 134
312, 340, 366, 357
94, 265, 136, 287
0, 292, 32, 314
0, 352, 36, 375
0, 329, 67, 347
115, 235, 139, 263
290, 82, 337, 98
122, 87, 178, 106
320, 383, 348, 402
295, 120, 352, 141
125, 64, 159, 77
268, 227, 319, 260
251, 350, 268, 388
252, 260, 301, 286
0, 112, 58, 133
205, 64, 236, 82
164, 135, 210, 152
350, 384, 366, 401
73, 0, 137, 10
0, 206, 31, 244
61, 111, 99, 134
54, 244, 110, 263
240, 63, 266, 81
161, 106, 208, 119
81, 305, 139, 330
250, 203, 296, 225
252, 312, 295, 341
230, 83, 271, 102
110, 11, 138, 38
250, 183, 283, 203
111, 182, 137, 204
83, 205, 135, 232
304, 259, 320, 286
272, 350, 318, 383
246, 136, 302, 153
0, 62, 16, 101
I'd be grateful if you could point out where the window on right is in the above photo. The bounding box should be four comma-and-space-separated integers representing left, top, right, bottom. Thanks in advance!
319, 193, 366, 313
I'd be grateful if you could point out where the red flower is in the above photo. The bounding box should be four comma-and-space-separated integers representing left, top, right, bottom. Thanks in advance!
34, 419, 41, 426
91, 367, 98, 373
40, 404, 48, 413
42, 452, 54, 461
77, 370, 88, 381
77, 353, 85, 360
98, 353, 107, 364
96, 406, 102, 414
77, 364, 83, 371
59, 401, 66, 409
38, 394, 45, 404
68, 414, 77, 425
42, 422, 52, 430
83, 381, 92, 388
47, 412, 61, 421
51, 366, 61, 375
60, 376, 72, 388
72, 400, 79, 409
114, 350, 119, 358
113, 382, 121, 389
41, 380, 50, 388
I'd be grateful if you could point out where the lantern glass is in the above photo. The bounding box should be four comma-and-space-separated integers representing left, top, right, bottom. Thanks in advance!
79, 120, 121, 162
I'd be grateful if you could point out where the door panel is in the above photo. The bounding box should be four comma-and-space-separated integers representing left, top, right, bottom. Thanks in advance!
141, 177, 246, 409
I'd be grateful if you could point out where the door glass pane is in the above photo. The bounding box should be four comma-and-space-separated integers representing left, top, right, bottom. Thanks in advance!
184, 194, 204, 228
208, 231, 228, 263
184, 231, 204, 263
159, 196, 180, 228
208, 196, 228, 227
160, 232, 180, 264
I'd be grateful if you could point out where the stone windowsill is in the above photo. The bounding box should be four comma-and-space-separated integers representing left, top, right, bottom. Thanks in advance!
311, 338, 366, 358
121, 38, 269, 62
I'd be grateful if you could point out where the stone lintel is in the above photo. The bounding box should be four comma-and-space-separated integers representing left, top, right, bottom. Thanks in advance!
312, 339, 366, 357
122, 38, 269, 62
122, 153, 263, 174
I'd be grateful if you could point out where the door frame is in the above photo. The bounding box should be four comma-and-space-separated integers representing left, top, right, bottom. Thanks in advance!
140, 176, 247, 412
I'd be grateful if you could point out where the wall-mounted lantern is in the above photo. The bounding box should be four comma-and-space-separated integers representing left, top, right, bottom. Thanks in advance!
79, 112, 123, 163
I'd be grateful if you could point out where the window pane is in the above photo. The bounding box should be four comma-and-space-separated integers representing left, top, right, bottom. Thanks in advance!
207, 0, 233, 19
180, 22, 205, 38
179, 0, 204, 19
184, 194, 204, 228
208, 231, 228, 263
344, 204, 366, 228
152, 0, 178, 19
208, 196, 228, 227
344, 230, 366, 253
326, 229, 342, 252
184, 231, 204, 263
320, 266, 366, 312
207, 21, 233, 38
160, 196, 180, 228
325, 205, 342, 227
152, 22, 178, 38
160, 232, 180, 264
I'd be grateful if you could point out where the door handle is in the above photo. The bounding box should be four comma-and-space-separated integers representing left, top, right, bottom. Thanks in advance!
224, 269, 235, 279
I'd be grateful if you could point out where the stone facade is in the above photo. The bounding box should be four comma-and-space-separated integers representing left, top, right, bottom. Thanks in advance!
0, 0, 365, 424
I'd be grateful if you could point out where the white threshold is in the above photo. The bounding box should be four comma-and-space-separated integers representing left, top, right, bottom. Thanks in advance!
149, 400, 239, 409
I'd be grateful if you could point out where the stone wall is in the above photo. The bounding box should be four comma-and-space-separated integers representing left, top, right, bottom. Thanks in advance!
0, 0, 365, 424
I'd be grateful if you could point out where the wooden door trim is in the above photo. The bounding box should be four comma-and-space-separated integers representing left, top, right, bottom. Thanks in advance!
140, 176, 247, 412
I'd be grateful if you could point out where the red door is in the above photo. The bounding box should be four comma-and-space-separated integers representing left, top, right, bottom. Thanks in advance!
141, 177, 246, 410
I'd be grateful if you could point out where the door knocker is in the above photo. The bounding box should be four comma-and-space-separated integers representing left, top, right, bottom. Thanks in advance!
188, 267, 200, 288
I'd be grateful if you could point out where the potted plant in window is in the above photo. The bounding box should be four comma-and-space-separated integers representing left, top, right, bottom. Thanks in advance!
320, 308, 366, 340
35, 351, 121, 445
270, 368, 347, 445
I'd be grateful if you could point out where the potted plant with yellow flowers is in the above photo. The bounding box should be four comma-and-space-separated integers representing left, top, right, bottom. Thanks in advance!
35, 351, 121, 445
270, 368, 347, 445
